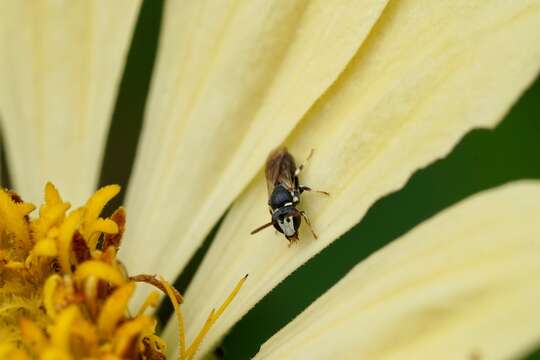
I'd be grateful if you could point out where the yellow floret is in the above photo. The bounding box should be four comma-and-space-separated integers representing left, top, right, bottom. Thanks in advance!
74, 260, 126, 286
1, 183, 246, 359
80, 185, 120, 248
56, 209, 83, 274
98, 282, 135, 336
0, 189, 34, 250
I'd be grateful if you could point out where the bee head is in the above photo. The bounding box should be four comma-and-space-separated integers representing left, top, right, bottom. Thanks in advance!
272, 206, 301, 238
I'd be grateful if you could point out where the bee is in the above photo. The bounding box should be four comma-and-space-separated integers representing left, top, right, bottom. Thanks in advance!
250, 146, 329, 245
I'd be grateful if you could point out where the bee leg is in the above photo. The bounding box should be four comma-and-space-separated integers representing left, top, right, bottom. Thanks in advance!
299, 185, 330, 196
300, 211, 318, 239
268, 208, 278, 235
287, 235, 298, 247
294, 148, 315, 176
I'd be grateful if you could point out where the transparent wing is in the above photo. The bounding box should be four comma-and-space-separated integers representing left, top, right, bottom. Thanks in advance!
265, 146, 296, 197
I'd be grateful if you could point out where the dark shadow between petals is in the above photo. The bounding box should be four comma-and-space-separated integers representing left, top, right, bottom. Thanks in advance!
0, 125, 11, 188
98, 0, 164, 214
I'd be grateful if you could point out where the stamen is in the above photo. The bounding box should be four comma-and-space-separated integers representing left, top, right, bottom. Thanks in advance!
97, 282, 135, 336
20, 318, 47, 351
159, 276, 186, 360
50, 305, 80, 350
102, 207, 126, 250
83, 276, 98, 318
185, 274, 248, 360
43, 274, 62, 319
81, 185, 120, 238
0, 189, 33, 247
44, 182, 62, 205
0, 344, 28, 360
70, 317, 99, 351
214, 274, 248, 321
85, 218, 119, 250
74, 260, 126, 286
57, 209, 83, 274
130, 274, 183, 304
30, 238, 58, 258
185, 309, 215, 360
5, 260, 25, 270
136, 291, 160, 317
113, 315, 153, 356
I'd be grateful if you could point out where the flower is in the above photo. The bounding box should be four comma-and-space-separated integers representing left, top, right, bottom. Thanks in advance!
1, 1, 540, 359
0, 183, 245, 359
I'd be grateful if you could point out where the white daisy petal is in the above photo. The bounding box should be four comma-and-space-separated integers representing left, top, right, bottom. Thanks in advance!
256, 181, 540, 360
172, 0, 540, 356
121, 0, 389, 299
0, 1, 141, 205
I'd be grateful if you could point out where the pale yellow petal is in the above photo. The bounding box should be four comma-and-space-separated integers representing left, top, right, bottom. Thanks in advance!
255, 181, 540, 360
173, 0, 540, 355
0, 1, 141, 205
121, 0, 389, 291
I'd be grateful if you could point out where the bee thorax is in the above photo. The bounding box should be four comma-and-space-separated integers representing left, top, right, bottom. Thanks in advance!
269, 185, 294, 209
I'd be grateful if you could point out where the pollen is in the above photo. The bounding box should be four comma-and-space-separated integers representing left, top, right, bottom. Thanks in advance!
0, 183, 246, 359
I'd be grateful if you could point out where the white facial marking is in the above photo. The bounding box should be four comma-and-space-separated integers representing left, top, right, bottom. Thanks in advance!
278, 216, 296, 236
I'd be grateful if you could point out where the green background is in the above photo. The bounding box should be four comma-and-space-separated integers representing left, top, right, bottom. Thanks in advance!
1, 1, 539, 359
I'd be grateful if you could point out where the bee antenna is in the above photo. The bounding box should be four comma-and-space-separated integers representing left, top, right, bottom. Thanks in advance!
250, 221, 275, 235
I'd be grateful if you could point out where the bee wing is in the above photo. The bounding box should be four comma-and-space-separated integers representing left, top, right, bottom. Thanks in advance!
265, 146, 297, 196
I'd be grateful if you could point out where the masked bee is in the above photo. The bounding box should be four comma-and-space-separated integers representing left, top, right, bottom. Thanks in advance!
250, 146, 329, 245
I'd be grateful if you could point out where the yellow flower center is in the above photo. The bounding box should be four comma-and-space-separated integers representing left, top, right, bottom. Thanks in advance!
0, 183, 245, 359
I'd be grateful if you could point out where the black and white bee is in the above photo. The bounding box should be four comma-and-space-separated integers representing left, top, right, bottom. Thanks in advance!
250, 146, 329, 245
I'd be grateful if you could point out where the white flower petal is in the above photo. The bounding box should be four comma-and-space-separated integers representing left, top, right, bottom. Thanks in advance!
255, 181, 540, 360
121, 0, 389, 297
171, 0, 540, 356
0, 1, 141, 205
